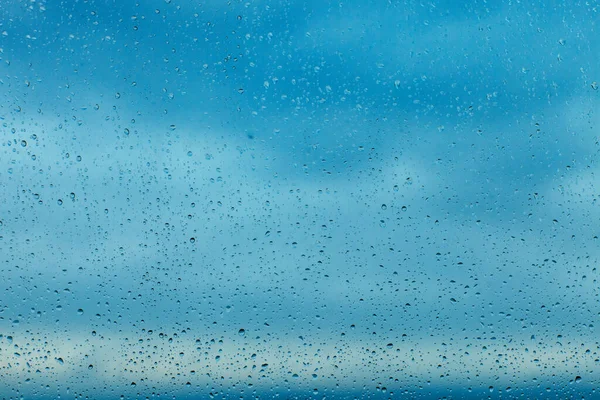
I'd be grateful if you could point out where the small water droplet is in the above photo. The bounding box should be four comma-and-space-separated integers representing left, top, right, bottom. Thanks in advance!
57, 199, 63, 206
190, 237, 196, 244
21, 140, 27, 147
77, 308, 84, 315
88, 364, 94, 370
381, 204, 387, 210
238, 328, 246, 337
401, 205, 407, 212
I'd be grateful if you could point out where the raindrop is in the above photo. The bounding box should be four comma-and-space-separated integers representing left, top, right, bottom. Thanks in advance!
238, 328, 246, 337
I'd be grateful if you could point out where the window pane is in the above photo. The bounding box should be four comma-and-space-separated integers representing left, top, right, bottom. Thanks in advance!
1, 0, 598, 398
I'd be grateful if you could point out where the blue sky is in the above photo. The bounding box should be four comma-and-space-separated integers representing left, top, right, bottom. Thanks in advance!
1, 0, 599, 398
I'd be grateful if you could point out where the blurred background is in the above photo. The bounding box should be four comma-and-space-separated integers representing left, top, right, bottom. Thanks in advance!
0, 0, 599, 398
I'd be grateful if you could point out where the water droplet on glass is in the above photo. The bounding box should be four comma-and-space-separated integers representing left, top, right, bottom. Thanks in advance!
57, 199, 63, 206
21, 140, 27, 147
381, 204, 387, 210
238, 328, 246, 337
401, 206, 407, 212
77, 308, 84, 315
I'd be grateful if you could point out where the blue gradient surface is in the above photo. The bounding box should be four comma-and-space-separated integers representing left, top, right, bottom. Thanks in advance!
1, 0, 599, 398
